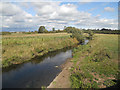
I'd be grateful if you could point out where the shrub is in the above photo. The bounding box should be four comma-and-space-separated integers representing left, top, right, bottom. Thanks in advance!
72, 29, 85, 44
38, 26, 48, 33
88, 30, 94, 40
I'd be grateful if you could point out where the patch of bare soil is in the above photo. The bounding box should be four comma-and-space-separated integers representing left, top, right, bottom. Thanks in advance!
47, 58, 73, 88
90, 72, 116, 88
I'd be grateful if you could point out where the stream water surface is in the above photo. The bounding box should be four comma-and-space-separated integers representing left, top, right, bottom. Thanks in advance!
2, 48, 73, 88
2, 40, 89, 88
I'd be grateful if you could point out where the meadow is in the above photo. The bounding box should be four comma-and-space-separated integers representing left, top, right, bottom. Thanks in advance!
70, 34, 119, 88
2, 32, 119, 88
2, 33, 78, 68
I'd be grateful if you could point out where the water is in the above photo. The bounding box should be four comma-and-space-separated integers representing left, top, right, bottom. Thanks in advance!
2, 48, 72, 88
2, 40, 89, 88
81, 39, 89, 45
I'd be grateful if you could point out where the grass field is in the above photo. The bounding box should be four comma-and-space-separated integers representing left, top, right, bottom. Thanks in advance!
70, 34, 119, 88
2, 33, 78, 68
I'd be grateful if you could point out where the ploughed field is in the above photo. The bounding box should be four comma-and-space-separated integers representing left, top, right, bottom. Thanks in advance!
2, 33, 78, 68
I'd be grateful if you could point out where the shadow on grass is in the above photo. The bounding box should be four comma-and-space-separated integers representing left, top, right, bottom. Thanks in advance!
101, 79, 120, 89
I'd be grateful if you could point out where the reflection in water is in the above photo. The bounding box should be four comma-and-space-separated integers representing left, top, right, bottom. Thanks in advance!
2, 40, 89, 88
81, 39, 89, 45
2, 47, 73, 88
2, 47, 72, 73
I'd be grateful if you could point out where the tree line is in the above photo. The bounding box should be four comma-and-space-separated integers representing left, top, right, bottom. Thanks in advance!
38, 26, 66, 33
38, 26, 120, 34
83, 30, 120, 34
1, 26, 119, 35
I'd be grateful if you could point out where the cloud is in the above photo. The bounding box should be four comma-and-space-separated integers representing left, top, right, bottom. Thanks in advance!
1, 2, 36, 29
1, 0, 119, 2
1, 2, 118, 31
104, 7, 115, 12
74, 16, 117, 29
2, 3, 25, 16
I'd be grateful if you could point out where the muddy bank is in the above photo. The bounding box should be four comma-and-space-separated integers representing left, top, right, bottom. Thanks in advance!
47, 58, 73, 88
2, 44, 77, 68
2, 46, 74, 88
47, 40, 89, 88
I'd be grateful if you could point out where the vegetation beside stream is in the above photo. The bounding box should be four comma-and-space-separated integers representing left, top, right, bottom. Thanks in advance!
2, 33, 78, 68
70, 34, 119, 88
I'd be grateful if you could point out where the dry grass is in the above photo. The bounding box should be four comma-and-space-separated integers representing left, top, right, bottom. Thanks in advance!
2, 33, 78, 68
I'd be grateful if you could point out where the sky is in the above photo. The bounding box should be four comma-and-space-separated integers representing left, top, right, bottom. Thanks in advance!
0, 0, 119, 32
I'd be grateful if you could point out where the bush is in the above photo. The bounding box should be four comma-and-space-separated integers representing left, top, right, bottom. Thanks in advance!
38, 26, 48, 33
72, 29, 85, 44
64, 27, 76, 33
88, 30, 94, 40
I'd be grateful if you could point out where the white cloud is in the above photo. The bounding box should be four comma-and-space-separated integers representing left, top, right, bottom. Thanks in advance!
104, 7, 115, 12
1, 0, 119, 2
31, 2, 60, 15
1, 2, 36, 30
1, 2, 118, 31
2, 3, 24, 16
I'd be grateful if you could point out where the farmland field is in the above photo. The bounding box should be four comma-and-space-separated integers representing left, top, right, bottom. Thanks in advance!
1, 33, 119, 88
1, 1, 119, 89
70, 34, 119, 88
2, 33, 78, 68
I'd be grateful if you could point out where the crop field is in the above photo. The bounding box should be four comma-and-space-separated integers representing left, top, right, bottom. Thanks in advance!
2, 33, 78, 68
70, 34, 119, 88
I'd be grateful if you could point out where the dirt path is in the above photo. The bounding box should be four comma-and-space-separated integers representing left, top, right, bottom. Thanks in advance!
47, 58, 73, 88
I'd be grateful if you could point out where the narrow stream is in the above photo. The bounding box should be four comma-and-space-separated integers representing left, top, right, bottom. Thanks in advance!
2, 48, 73, 88
2, 40, 89, 88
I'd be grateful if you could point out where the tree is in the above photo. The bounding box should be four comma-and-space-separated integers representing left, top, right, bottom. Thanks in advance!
64, 26, 66, 30
52, 28, 55, 32
64, 27, 76, 33
66, 27, 85, 44
88, 30, 94, 40
72, 29, 85, 44
43, 29, 48, 33
38, 26, 46, 33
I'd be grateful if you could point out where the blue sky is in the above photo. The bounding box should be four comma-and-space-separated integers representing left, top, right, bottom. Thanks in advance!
61, 2, 118, 18
0, 1, 119, 32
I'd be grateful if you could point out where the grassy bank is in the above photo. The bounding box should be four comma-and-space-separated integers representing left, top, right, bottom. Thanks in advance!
2, 33, 78, 68
70, 34, 119, 88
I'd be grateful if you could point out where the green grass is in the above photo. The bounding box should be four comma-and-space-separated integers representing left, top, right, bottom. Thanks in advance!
70, 34, 119, 88
2, 33, 78, 68
103, 79, 116, 87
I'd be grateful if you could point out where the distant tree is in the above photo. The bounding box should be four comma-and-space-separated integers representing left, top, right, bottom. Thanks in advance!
43, 29, 48, 33
64, 27, 76, 33
101, 28, 108, 31
52, 28, 55, 32
34, 30, 38, 33
38, 26, 46, 33
64, 26, 66, 29
88, 30, 94, 40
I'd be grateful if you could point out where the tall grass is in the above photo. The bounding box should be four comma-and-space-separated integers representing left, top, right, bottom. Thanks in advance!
2, 33, 78, 68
